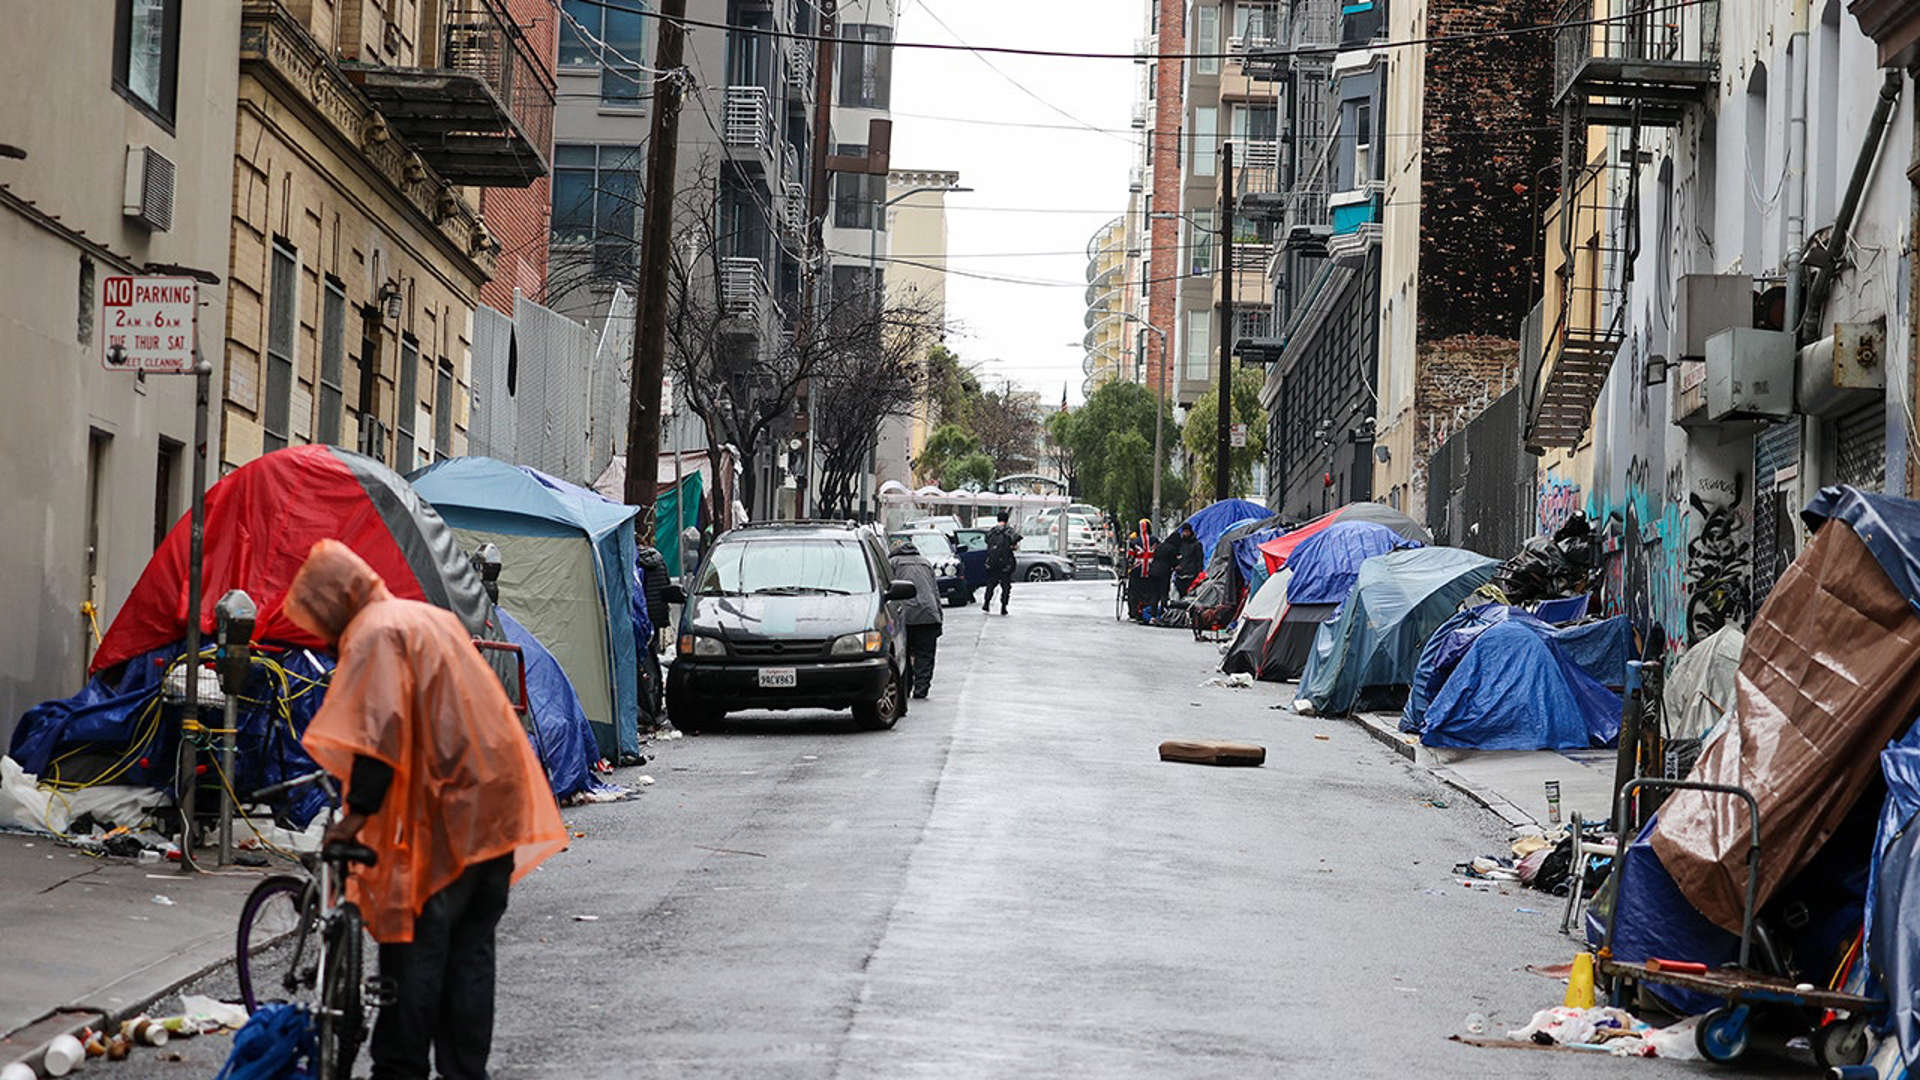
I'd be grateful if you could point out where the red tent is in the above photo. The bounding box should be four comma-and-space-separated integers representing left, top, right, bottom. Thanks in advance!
1258, 502, 1431, 574
91, 446, 491, 673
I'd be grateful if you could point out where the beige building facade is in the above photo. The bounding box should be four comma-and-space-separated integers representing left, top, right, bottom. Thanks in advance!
879, 169, 957, 488
0, 0, 241, 744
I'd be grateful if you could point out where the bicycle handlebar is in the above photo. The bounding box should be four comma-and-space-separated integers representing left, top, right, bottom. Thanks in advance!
250, 770, 334, 802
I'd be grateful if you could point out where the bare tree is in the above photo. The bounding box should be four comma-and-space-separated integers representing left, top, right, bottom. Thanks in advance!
972, 386, 1043, 476
812, 290, 945, 518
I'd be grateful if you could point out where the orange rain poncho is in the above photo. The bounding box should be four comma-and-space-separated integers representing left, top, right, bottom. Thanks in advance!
287, 540, 567, 943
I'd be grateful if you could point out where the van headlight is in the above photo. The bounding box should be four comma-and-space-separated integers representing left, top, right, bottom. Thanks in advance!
678, 634, 726, 657
830, 631, 883, 656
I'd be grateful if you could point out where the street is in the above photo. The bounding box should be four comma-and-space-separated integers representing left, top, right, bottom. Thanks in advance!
142, 582, 1764, 1078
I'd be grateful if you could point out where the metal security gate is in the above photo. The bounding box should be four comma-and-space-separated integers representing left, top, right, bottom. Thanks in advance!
1751, 419, 1801, 614
1833, 402, 1887, 493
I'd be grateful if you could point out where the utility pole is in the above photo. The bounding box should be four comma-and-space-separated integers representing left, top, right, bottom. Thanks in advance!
1215, 141, 1234, 502
623, 0, 689, 520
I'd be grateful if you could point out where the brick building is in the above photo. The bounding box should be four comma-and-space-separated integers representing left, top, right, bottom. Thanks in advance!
478, 0, 558, 312
1372, 0, 1559, 513
1136, 0, 1184, 402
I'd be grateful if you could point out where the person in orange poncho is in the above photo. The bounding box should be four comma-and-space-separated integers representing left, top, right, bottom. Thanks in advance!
285, 540, 566, 1080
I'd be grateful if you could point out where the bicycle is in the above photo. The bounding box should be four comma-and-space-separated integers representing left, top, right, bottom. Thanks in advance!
234, 770, 381, 1080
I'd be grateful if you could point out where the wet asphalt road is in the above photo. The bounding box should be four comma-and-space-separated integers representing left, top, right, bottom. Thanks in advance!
147, 580, 1779, 1078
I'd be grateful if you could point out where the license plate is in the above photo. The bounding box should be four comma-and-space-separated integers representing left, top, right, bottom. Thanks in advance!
757, 667, 797, 688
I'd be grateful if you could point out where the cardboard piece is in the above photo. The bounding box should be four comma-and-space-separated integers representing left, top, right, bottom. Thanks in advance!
1159, 740, 1266, 766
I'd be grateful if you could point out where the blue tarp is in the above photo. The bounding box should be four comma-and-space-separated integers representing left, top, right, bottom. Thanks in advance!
1805, 485, 1920, 616
1596, 817, 1739, 1015
1403, 606, 1631, 732
1297, 547, 1498, 715
1232, 526, 1287, 596
1183, 499, 1269, 561
1871, 731, 1920, 1057
1419, 620, 1623, 751
10, 645, 332, 827
496, 608, 604, 799
411, 458, 643, 760
1284, 521, 1423, 606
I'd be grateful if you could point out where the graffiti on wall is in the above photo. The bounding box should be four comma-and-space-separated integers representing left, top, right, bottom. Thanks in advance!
1685, 476, 1750, 641
1587, 455, 1689, 652
1536, 472, 1584, 535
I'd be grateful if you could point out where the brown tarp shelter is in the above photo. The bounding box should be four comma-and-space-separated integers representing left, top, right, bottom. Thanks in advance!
1651, 500, 1920, 932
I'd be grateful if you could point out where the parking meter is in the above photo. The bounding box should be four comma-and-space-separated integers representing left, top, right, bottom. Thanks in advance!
213, 590, 257, 695
211, 589, 255, 867
681, 526, 702, 577
471, 542, 503, 604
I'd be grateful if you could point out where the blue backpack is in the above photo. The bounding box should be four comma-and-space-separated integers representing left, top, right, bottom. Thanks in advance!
214, 1004, 317, 1080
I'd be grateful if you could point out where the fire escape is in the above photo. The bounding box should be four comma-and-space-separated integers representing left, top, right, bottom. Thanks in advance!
1526, 0, 1717, 449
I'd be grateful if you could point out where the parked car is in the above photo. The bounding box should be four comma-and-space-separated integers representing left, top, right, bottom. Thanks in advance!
666, 522, 915, 732
888, 529, 971, 605
955, 527, 1078, 583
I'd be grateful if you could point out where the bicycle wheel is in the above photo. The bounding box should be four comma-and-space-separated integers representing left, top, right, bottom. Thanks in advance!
317, 904, 367, 1080
236, 874, 317, 1013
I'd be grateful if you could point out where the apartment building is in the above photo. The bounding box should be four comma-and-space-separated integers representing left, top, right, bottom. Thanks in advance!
1502, 0, 1915, 651
1134, 0, 1186, 402
0, 0, 241, 744
1082, 215, 1131, 393
222, 0, 554, 475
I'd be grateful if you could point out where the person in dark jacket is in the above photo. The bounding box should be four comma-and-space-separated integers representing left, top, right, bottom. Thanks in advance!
1145, 528, 1179, 614
888, 539, 944, 698
981, 510, 1021, 615
1174, 523, 1205, 597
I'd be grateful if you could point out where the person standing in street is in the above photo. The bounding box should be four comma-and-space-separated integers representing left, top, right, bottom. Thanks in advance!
888, 538, 944, 698
981, 510, 1021, 615
1174, 523, 1205, 598
285, 540, 568, 1080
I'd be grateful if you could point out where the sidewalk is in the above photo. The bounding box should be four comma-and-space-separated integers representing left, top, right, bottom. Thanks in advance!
1349, 711, 1617, 830
0, 834, 257, 1069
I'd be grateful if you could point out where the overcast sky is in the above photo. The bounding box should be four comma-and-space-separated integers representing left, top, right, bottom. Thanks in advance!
891, 0, 1142, 406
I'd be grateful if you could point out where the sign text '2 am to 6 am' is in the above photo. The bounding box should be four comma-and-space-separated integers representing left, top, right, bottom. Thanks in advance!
101, 275, 197, 373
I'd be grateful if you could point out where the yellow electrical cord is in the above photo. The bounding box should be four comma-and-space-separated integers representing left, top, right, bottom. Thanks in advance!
80, 601, 102, 646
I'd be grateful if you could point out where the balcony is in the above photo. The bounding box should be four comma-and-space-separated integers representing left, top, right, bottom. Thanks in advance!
1241, 0, 1336, 80
785, 39, 814, 92
1326, 191, 1381, 265
1554, 0, 1719, 127
1132, 103, 1147, 130
343, 0, 554, 187
1280, 188, 1332, 257
1134, 36, 1153, 64
781, 181, 806, 239
723, 86, 774, 171
1129, 166, 1145, 193
1233, 306, 1283, 365
720, 257, 770, 322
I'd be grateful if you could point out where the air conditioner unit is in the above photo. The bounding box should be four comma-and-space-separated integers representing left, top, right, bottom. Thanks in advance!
1797, 320, 1886, 418
123, 145, 176, 232
1705, 327, 1794, 421
1674, 274, 1751, 359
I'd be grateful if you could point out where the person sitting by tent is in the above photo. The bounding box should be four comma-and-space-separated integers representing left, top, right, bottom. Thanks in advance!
286, 540, 567, 1080
888, 538, 944, 699
1125, 519, 1156, 620
1174, 523, 1205, 597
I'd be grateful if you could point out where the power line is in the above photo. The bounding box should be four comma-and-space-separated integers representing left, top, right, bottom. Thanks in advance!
906, 0, 1133, 146
557, 0, 1702, 63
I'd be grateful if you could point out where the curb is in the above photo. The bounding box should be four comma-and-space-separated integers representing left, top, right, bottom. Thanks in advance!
1346, 712, 1543, 831
1, 942, 240, 1075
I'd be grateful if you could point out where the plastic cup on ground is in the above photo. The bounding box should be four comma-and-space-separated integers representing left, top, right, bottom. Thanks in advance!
43, 1032, 85, 1076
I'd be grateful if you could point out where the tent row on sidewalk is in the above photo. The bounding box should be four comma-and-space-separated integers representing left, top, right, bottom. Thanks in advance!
1192, 495, 1627, 754
6, 446, 706, 839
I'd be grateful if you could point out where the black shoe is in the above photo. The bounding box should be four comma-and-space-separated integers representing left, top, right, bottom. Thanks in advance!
911, 689, 928, 699
1000, 606, 1008, 615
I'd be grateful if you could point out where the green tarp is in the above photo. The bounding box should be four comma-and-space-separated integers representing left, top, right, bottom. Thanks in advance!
655, 471, 704, 572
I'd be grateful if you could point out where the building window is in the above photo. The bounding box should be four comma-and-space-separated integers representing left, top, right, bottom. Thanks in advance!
1194, 108, 1218, 176
1142, 258, 1152, 295
839, 24, 892, 109
1188, 211, 1216, 276
552, 144, 643, 279
434, 359, 454, 462
1352, 102, 1373, 183
1186, 315, 1212, 380
152, 437, 181, 551
396, 336, 420, 471
1195, 6, 1220, 76
263, 241, 298, 453
113, 0, 180, 127
560, 0, 647, 104
1232, 2, 1278, 42
317, 278, 347, 446
832, 146, 887, 230
1147, 62, 1157, 100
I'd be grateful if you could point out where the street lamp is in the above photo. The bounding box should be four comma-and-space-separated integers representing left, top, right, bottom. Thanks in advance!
868, 184, 974, 303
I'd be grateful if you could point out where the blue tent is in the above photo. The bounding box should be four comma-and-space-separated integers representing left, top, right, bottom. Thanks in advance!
1182, 499, 1269, 561
1284, 521, 1423, 605
1297, 547, 1498, 715
411, 458, 642, 761
496, 608, 606, 800
1403, 606, 1631, 732
1419, 620, 1622, 751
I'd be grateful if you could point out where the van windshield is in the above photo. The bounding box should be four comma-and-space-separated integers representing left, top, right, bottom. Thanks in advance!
697, 539, 874, 596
